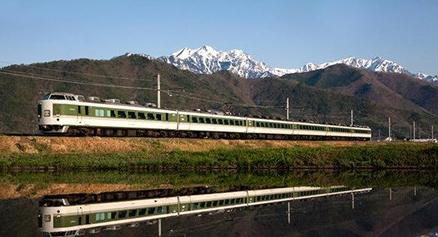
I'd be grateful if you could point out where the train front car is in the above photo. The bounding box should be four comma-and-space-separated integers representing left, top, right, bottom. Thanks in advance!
38, 92, 79, 134
39, 197, 79, 237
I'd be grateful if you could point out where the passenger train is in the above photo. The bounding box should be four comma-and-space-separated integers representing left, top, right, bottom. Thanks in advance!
39, 186, 372, 237
37, 92, 372, 140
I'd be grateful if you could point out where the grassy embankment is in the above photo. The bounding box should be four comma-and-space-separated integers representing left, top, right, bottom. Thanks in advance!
0, 136, 437, 171
2, 170, 438, 199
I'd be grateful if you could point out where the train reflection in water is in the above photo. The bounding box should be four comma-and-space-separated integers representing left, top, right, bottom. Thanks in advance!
38, 186, 372, 237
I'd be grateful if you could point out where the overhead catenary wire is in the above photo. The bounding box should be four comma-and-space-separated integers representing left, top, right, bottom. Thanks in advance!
0, 70, 284, 109
0, 59, 213, 86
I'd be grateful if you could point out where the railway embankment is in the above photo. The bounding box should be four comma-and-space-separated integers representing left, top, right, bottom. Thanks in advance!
0, 136, 437, 171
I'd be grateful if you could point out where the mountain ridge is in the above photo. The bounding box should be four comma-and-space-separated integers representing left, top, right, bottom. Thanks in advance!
156, 45, 437, 83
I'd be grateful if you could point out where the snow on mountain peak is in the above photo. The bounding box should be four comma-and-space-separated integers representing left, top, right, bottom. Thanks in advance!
123, 52, 154, 60
159, 46, 437, 83
162, 45, 271, 78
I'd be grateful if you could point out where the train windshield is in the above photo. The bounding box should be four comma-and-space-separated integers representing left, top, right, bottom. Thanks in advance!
49, 95, 66, 100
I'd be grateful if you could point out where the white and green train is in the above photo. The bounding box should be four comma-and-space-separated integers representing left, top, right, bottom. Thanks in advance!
38, 92, 371, 140
39, 186, 372, 237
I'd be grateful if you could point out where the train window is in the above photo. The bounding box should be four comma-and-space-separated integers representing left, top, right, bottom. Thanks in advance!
118, 211, 127, 218
128, 112, 136, 119
148, 208, 155, 215
157, 206, 165, 214
218, 119, 223, 125
206, 118, 211, 124
213, 200, 218, 206
147, 113, 155, 120
200, 202, 206, 208
85, 106, 89, 116
129, 209, 137, 217
156, 114, 162, 120
110, 110, 116, 117
77, 106, 81, 114
212, 119, 217, 124
230, 199, 235, 204
231, 120, 235, 126
86, 215, 90, 224
138, 209, 147, 216
224, 120, 229, 125
199, 117, 205, 123
166, 113, 169, 121
50, 95, 66, 100
206, 202, 212, 207
138, 112, 146, 119
192, 117, 198, 123
96, 213, 105, 221
224, 199, 230, 205
117, 111, 126, 118
219, 200, 224, 205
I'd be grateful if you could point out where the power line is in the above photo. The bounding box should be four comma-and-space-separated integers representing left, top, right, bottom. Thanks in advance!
0, 70, 158, 91
4, 65, 156, 82
0, 59, 213, 86
0, 70, 282, 109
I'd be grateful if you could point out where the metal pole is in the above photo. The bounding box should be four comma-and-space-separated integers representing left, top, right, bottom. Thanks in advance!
286, 97, 290, 120
432, 125, 434, 139
350, 110, 354, 126
158, 218, 162, 237
413, 121, 416, 140
157, 74, 161, 109
351, 192, 355, 209
287, 202, 291, 224
388, 117, 391, 140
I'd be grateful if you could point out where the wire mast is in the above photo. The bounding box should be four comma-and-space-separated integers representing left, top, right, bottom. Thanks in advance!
350, 110, 354, 126
157, 74, 161, 108
286, 97, 290, 120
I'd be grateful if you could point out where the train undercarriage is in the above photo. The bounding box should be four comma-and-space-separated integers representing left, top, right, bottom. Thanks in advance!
40, 126, 369, 141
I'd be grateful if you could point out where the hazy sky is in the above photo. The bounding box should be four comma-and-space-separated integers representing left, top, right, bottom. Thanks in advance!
1, 0, 437, 75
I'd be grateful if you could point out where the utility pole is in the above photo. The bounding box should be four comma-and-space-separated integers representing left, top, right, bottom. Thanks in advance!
388, 117, 391, 141
350, 110, 354, 126
157, 74, 161, 108
432, 125, 434, 139
413, 121, 416, 140
286, 97, 290, 120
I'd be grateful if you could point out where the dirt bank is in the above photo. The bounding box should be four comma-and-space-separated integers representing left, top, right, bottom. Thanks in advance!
0, 135, 367, 154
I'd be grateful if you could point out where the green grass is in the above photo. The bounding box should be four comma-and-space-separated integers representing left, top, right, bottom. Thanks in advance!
1, 143, 437, 171
2, 170, 438, 190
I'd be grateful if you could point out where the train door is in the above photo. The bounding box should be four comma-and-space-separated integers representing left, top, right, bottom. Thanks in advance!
77, 106, 83, 125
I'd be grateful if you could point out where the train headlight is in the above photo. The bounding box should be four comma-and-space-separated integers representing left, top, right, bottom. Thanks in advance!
44, 214, 51, 222
44, 110, 51, 117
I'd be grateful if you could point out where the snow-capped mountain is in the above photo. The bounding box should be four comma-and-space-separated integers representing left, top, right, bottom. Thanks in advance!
156, 45, 437, 83
123, 52, 155, 60
298, 57, 409, 75
161, 45, 275, 79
